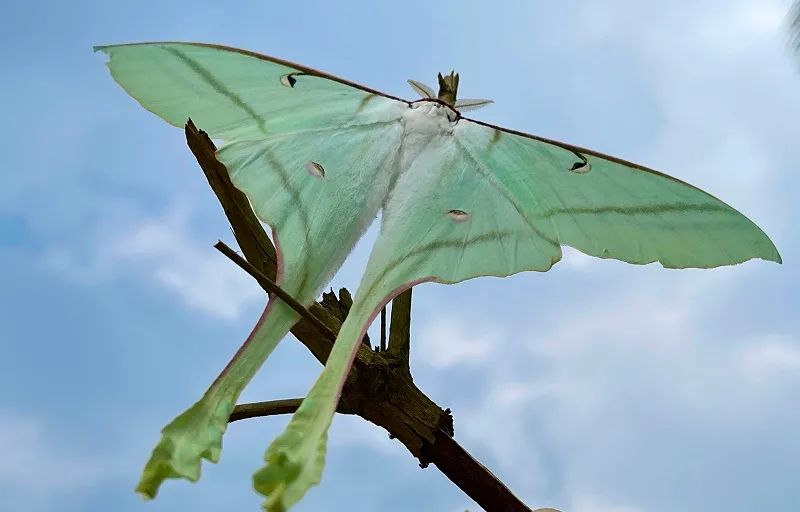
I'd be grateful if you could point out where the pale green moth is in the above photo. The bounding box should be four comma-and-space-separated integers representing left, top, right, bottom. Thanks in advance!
95, 42, 781, 511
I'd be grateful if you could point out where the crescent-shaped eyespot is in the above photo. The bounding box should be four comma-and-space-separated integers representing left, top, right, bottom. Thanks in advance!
280, 74, 297, 88
569, 159, 592, 174
305, 161, 325, 178
447, 209, 470, 222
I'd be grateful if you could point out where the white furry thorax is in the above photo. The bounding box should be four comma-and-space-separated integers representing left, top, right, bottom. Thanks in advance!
404, 101, 455, 136
396, 101, 455, 173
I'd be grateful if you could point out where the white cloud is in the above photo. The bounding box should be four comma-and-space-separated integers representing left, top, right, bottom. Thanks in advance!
698, 2, 785, 52
416, 317, 499, 368
444, 267, 799, 511
328, 414, 399, 456
108, 210, 264, 319
737, 336, 800, 381
45, 207, 264, 320
573, 0, 796, 231
578, 0, 786, 49
458, 378, 553, 476
5, 2, 797, 512
0, 413, 106, 511
571, 496, 644, 512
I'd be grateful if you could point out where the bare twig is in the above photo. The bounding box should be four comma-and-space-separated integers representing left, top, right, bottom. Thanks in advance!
379, 306, 387, 352
230, 398, 351, 423
387, 288, 413, 368
229, 399, 304, 422
214, 240, 336, 340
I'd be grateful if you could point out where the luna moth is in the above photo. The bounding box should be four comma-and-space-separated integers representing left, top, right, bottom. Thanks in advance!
96, 42, 780, 511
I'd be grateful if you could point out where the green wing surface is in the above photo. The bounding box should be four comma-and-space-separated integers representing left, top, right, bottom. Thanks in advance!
364, 118, 781, 298
136, 119, 403, 500
459, 119, 781, 269
95, 42, 405, 140
251, 111, 780, 511
99, 43, 780, 511
220, 118, 405, 298
96, 42, 408, 498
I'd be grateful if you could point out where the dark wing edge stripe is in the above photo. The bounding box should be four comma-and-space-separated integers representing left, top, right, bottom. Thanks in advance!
463, 117, 782, 263
94, 41, 411, 105
464, 117, 689, 182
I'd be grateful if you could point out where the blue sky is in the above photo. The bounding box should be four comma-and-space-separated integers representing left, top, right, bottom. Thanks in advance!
1, 1, 799, 511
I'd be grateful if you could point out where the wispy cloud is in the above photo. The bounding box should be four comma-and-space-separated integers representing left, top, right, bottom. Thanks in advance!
571, 0, 797, 237
445, 270, 799, 511
107, 210, 263, 319
0, 413, 107, 511
417, 317, 500, 369
45, 207, 264, 320
571, 496, 644, 512
3, 1, 797, 511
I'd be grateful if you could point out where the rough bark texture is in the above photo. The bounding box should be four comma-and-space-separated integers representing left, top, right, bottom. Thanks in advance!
185, 120, 533, 512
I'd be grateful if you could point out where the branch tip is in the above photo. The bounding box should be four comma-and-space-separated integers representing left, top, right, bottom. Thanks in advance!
214, 240, 336, 340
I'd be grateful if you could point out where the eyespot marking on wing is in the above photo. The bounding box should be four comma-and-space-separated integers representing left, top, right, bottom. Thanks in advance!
569, 161, 592, 173
569, 154, 592, 174
305, 161, 325, 178
280, 74, 297, 88
447, 209, 470, 222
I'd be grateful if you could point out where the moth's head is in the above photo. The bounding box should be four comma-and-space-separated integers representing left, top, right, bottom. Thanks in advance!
407, 71, 494, 114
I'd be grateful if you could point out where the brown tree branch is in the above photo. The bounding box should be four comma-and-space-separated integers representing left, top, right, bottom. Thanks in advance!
185, 119, 534, 512
425, 431, 533, 511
